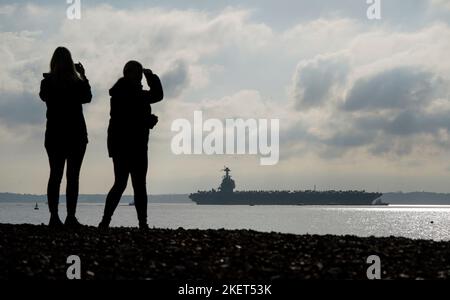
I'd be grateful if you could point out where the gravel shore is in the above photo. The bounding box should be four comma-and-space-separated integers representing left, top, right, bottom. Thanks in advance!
1, 224, 449, 280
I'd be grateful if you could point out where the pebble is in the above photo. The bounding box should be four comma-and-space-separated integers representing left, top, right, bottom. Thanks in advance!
1, 223, 450, 280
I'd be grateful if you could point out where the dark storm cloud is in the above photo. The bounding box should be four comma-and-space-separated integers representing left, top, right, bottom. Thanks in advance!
383, 110, 424, 136
280, 121, 317, 145
285, 64, 450, 158
160, 60, 190, 99
322, 130, 374, 148
320, 106, 450, 157
342, 67, 440, 111
379, 109, 450, 137
292, 55, 349, 110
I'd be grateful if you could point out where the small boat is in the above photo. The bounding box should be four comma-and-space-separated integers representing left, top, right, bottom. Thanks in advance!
34, 202, 39, 210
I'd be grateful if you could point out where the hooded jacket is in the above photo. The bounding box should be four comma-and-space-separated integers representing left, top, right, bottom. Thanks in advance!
107, 74, 163, 157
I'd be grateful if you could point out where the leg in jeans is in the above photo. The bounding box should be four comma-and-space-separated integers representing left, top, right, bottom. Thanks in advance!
66, 143, 87, 218
131, 151, 148, 227
102, 156, 130, 224
46, 146, 66, 217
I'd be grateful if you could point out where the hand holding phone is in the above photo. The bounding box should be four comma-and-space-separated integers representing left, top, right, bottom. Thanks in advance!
75, 62, 85, 77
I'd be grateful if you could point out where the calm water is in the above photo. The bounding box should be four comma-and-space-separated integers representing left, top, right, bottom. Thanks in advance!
1, 203, 450, 241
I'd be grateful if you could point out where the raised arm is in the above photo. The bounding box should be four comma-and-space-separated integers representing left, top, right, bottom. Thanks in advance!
75, 63, 92, 104
142, 71, 164, 104
78, 79, 92, 104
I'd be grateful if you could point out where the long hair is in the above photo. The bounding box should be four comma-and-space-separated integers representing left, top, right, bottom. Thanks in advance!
50, 47, 79, 81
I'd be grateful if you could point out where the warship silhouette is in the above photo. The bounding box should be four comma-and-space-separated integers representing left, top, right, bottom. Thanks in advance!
189, 167, 384, 205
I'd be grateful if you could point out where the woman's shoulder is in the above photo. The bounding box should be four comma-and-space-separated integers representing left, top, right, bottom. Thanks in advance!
41, 73, 52, 82
42, 73, 85, 85
109, 78, 130, 97
41, 73, 65, 85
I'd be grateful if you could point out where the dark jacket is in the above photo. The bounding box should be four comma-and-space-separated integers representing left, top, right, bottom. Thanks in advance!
39, 73, 92, 148
107, 74, 163, 157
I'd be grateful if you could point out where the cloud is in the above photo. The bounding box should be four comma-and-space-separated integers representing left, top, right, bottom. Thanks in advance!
0, 4, 274, 136
342, 67, 442, 111
431, 0, 450, 10
0, 31, 45, 94
315, 68, 450, 157
2, 1, 450, 193
2, 4, 449, 160
291, 54, 349, 109
163, 89, 282, 121
282, 18, 361, 57
0, 4, 16, 15
160, 60, 190, 99
284, 21, 450, 160
0, 92, 45, 127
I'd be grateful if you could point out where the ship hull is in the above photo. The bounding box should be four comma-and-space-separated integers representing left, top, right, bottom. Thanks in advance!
189, 191, 384, 205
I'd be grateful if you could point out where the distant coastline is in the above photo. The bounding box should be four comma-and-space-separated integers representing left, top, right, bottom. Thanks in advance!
0, 193, 191, 204
2, 192, 450, 205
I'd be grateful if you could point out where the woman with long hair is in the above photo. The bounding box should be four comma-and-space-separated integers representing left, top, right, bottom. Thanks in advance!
39, 46, 92, 228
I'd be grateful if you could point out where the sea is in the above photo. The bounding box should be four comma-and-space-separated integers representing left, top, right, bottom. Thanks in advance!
1, 202, 450, 241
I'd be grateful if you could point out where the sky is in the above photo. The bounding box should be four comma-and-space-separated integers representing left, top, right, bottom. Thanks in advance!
1, 0, 450, 194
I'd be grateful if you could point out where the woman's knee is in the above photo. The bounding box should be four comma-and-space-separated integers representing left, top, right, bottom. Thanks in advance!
112, 179, 128, 193
131, 178, 146, 191
66, 170, 81, 183
48, 170, 64, 185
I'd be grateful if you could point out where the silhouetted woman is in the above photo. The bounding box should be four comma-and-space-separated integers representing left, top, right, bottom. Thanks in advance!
39, 47, 92, 228
99, 61, 163, 230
